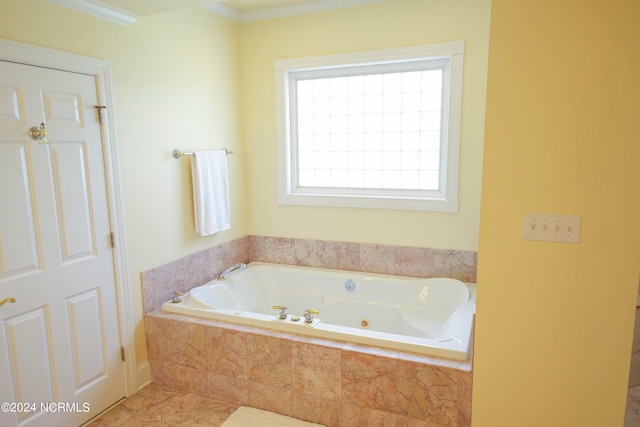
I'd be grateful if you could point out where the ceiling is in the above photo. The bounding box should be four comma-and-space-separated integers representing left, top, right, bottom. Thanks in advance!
46, 0, 393, 25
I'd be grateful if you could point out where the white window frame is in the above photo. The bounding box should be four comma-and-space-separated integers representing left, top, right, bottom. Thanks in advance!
274, 41, 464, 212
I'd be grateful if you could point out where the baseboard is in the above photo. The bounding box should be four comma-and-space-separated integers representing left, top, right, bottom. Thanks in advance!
136, 361, 151, 390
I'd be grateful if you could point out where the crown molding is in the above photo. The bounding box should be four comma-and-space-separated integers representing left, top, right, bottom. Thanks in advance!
203, 0, 393, 23
47, 0, 138, 27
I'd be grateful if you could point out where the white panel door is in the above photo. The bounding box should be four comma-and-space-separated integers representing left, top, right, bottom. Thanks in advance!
0, 60, 125, 427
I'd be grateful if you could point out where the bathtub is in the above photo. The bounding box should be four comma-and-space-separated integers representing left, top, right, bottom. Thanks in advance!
161, 262, 476, 360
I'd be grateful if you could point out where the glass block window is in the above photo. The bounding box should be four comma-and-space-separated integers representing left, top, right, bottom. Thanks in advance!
275, 42, 464, 212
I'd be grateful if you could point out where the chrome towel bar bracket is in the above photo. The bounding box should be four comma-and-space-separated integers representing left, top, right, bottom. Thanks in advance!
172, 148, 234, 159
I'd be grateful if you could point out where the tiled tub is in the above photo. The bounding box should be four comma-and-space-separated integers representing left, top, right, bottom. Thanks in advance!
145, 311, 472, 426
143, 235, 475, 426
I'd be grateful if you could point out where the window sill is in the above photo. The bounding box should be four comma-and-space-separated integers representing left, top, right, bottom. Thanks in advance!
277, 192, 458, 212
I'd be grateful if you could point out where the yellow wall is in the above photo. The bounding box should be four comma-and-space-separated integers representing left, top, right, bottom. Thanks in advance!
0, 0, 247, 365
239, 0, 491, 251
473, 0, 640, 425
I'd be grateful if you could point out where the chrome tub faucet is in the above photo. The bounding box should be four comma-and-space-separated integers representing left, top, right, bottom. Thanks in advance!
217, 263, 247, 280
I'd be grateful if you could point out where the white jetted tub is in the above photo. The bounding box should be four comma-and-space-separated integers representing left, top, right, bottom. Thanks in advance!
162, 262, 476, 360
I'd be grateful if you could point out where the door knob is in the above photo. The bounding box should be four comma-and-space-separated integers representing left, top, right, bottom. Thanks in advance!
29, 122, 52, 144
0, 297, 16, 307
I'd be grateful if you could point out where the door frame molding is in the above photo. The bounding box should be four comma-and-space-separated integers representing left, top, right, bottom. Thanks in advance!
0, 38, 137, 395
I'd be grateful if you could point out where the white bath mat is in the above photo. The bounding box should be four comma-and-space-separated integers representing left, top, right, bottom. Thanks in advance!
221, 406, 325, 427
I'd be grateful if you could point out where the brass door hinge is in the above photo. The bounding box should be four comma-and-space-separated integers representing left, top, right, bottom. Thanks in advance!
121, 347, 126, 362
110, 232, 115, 248
95, 105, 107, 124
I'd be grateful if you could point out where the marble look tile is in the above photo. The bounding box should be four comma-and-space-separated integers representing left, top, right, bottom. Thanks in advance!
292, 393, 341, 426
250, 235, 297, 264
292, 341, 341, 400
246, 333, 293, 388
205, 327, 247, 379
457, 371, 473, 427
433, 249, 477, 282
248, 382, 293, 415
341, 402, 396, 426
341, 350, 397, 411
360, 243, 398, 275
395, 246, 436, 278
206, 372, 249, 405
396, 360, 459, 425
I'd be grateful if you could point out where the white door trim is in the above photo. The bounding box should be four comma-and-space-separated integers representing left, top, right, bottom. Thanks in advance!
0, 38, 137, 395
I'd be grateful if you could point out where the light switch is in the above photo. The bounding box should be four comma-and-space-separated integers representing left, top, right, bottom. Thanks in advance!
523, 213, 581, 243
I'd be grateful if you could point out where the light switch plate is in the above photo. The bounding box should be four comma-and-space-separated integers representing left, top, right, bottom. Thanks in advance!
523, 213, 581, 243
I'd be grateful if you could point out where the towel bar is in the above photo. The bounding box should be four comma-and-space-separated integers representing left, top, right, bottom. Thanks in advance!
172, 148, 234, 159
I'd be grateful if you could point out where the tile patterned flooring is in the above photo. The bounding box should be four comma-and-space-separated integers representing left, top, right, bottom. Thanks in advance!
87, 383, 239, 426
625, 385, 640, 427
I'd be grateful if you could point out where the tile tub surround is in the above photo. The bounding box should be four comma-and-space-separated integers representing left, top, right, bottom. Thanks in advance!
146, 311, 472, 426
142, 235, 477, 313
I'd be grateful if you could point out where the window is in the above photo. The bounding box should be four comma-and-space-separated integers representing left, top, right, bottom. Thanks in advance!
274, 41, 464, 212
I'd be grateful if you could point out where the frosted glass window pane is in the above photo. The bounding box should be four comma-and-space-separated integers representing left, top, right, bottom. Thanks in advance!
331, 77, 348, 94
402, 92, 421, 112
402, 71, 422, 92
364, 133, 383, 151
298, 98, 314, 116
420, 152, 440, 170
299, 170, 314, 186
401, 132, 420, 151
331, 151, 348, 169
348, 95, 365, 115
331, 170, 347, 187
298, 117, 314, 134
382, 170, 400, 188
314, 79, 331, 97
331, 133, 348, 151
348, 152, 365, 169
382, 152, 401, 170
331, 115, 348, 133
316, 134, 331, 151
383, 113, 402, 132
315, 152, 331, 168
291, 58, 452, 194
315, 116, 331, 133
402, 112, 421, 132
348, 170, 365, 187
348, 133, 365, 151
331, 96, 348, 115
298, 135, 314, 151
422, 91, 442, 111
364, 152, 382, 169
401, 151, 420, 169
348, 114, 365, 133
364, 114, 383, 132
421, 112, 441, 131
298, 152, 315, 169
365, 94, 384, 113
419, 170, 439, 189
384, 73, 402, 92
401, 170, 420, 189
348, 75, 366, 95
316, 170, 331, 186
383, 93, 402, 113
422, 70, 443, 91
298, 80, 314, 98
315, 97, 331, 115
421, 132, 440, 150
364, 170, 382, 188
383, 132, 401, 151
365, 74, 384, 93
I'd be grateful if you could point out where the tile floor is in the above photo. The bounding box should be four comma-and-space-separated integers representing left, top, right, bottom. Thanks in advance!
86, 383, 239, 426
625, 384, 640, 427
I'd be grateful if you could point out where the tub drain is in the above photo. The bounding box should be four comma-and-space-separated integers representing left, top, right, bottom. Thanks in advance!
360, 319, 370, 328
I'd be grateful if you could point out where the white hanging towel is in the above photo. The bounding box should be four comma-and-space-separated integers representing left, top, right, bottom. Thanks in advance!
191, 150, 230, 236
